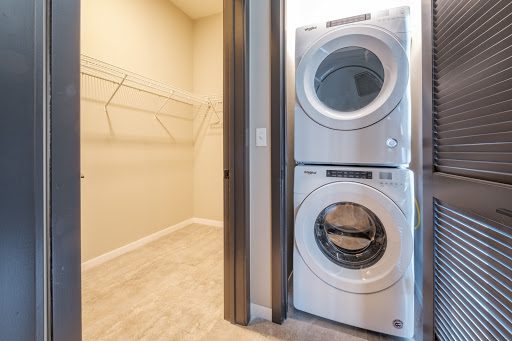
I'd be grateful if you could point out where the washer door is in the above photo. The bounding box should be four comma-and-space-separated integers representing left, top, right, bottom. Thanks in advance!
296, 25, 408, 131
295, 182, 413, 293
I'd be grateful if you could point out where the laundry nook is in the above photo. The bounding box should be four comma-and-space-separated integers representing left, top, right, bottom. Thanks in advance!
293, 7, 415, 338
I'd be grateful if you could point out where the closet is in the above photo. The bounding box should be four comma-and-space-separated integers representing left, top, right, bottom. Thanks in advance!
79, 0, 224, 338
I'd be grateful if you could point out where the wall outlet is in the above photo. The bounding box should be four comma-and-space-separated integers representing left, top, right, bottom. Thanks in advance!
256, 128, 267, 147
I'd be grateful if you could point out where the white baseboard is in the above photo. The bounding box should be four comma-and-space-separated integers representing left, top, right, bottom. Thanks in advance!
82, 217, 224, 272
250, 303, 272, 322
191, 217, 223, 228
82, 218, 194, 271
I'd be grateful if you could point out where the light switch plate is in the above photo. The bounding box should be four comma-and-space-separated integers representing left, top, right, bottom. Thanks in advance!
256, 128, 267, 147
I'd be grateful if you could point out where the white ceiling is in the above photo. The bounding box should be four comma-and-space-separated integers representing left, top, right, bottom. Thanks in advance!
169, 0, 222, 20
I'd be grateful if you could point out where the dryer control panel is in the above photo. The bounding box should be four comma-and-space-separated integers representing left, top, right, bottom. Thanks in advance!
326, 13, 371, 28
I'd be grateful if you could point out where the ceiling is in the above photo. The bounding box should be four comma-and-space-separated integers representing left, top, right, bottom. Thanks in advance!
169, 0, 222, 20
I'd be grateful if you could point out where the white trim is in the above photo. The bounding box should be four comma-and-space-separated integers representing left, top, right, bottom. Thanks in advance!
81, 218, 224, 271
81, 218, 195, 271
191, 217, 224, 228
250, 303, 272, 321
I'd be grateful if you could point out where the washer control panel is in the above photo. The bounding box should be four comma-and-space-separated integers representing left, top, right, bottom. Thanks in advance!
326, 170, 373, 179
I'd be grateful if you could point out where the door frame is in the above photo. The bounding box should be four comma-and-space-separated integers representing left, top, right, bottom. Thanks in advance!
223, 0, 252, 326
270, 0, 288, 324
421, 0, 434, 340
48, 0, 82, 340
45, 0, 252, 339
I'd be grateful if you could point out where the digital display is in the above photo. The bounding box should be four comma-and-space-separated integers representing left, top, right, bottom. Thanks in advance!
326, 170, 372, 179
379, 172, 393, 180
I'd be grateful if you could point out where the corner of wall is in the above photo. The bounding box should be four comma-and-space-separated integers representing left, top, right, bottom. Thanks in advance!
191, 12, 224, 222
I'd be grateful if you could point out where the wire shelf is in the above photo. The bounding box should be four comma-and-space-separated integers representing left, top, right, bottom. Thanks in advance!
80, 54, 223, 140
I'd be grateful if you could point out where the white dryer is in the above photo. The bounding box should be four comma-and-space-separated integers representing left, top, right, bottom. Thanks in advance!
293, 165, 414, 338
295, 7, 411, 166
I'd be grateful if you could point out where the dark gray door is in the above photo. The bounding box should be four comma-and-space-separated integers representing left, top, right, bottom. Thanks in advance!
0, 0, 47, 339
0, 0, 81, 340
424, 0, 512, 339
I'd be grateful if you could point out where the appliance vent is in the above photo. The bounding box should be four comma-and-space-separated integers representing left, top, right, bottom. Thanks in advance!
433, 200, 512, 340
432, 0, 512, 185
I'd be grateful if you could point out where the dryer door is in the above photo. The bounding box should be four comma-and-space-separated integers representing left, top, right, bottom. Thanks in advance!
296, 25, 409, 131
295, 182, 413, 293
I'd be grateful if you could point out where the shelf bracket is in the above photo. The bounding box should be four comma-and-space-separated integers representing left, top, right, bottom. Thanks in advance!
154, 91, 175, 117
207, 98, 222, 126
193, 103, 211, 141
105, 74, 127, 115
153, 91, 177, 142
154, 114, 177, 143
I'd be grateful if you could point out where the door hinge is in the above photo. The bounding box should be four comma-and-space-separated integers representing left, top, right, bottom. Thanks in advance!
224, 169, 230, 179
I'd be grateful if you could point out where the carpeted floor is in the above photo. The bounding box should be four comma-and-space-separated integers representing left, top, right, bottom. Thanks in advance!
82, 224, 412, 340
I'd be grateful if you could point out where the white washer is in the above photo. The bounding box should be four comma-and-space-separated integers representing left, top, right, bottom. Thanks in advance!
293, 165, 414, 338
295, 7, 411, 166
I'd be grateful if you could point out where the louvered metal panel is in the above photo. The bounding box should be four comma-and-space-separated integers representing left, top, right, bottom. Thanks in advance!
434, 201, 512, 340
433, 0, 512, 185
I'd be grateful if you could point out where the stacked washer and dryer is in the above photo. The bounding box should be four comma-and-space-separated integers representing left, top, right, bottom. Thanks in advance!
293, 7, 414, 338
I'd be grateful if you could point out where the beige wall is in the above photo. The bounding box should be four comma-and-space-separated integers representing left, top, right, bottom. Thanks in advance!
82, 0, 193, 89
81, 0, 196, 262
192, 13, 224, 221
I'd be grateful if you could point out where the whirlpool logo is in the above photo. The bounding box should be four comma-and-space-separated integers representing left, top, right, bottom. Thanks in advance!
393, 319, 404, 329
304, 170, 317, 175
304, 26, 317, 31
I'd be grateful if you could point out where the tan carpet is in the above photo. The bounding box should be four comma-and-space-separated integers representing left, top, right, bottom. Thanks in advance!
82, 224, 408, 340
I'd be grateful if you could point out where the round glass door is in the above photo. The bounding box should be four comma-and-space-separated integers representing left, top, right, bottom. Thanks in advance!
295, 25, 409, 131
294, 181, 413, 293
314, 202, 386, 269
315, 47, 384, 112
